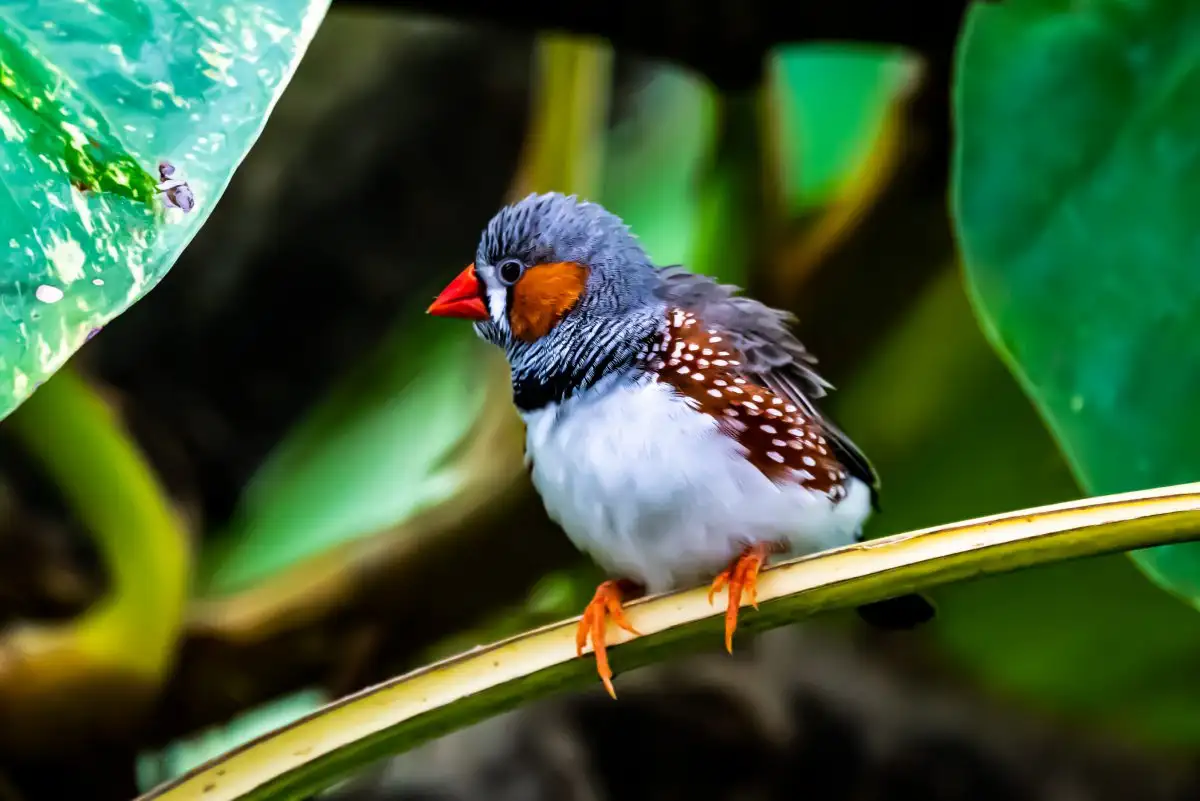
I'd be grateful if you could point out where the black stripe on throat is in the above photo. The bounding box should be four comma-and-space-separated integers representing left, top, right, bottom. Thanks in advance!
510, 323, 657, 413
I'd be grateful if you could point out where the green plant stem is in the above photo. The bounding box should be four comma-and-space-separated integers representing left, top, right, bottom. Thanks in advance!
6, 367, 189, 678
140, 482, 1200, 801
512, 33, 612, 198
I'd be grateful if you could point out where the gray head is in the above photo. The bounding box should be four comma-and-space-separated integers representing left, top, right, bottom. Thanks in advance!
427, 193, 667, 409
429, 193, 658, 341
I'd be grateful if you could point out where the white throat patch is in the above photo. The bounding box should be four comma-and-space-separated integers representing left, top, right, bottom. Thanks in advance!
487, 285, 509, 331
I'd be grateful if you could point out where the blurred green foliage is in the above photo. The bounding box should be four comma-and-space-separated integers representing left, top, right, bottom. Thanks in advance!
5, 0, 1200, 795
0, 0, 328, 422
5, 369, 189, 679
200, 307, 492, 594
598, 69, 714, 269
0, 368, 189, 758
198, 36, 617, 595
772, 44, 915, 216
954, 0, 1200, 684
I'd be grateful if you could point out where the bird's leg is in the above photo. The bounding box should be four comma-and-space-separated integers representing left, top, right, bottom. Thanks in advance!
708, 540, 789, 653
576, 578, 643, 699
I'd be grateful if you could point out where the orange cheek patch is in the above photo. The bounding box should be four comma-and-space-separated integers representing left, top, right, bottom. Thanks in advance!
510, 261, 590, 342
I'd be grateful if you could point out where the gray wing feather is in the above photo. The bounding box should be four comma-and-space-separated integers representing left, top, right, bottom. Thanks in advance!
654, 266, 828, 393
654, 265, 880, 504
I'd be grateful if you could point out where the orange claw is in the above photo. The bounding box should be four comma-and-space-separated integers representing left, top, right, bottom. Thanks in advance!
576, 579, 641, 699
708, 541, 787, 653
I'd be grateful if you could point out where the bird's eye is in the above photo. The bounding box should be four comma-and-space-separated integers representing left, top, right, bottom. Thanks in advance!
497, 259, 525, 285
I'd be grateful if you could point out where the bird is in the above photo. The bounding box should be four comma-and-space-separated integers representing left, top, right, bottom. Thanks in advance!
426, 192, 934, 698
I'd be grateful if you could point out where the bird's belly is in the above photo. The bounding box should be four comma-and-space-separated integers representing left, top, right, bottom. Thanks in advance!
521, 379, 871, 593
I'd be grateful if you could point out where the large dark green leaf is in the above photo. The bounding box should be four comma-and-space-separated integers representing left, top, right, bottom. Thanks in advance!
0, 0, 326, 421
953, 0, 1200, 605
838, 270, 1200, 745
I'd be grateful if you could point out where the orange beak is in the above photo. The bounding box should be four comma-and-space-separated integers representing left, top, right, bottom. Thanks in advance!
427, 263, 489, 321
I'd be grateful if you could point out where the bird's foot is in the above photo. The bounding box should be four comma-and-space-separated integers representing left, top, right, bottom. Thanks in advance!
577, 579, 642, 699
708, 541, 788, 653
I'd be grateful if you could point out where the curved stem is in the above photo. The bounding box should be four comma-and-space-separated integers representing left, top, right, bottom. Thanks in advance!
142, 481, 1200, 801
4, 367, 189, 680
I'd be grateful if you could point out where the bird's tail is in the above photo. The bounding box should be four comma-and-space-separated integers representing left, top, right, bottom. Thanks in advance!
855, 593, 936, 630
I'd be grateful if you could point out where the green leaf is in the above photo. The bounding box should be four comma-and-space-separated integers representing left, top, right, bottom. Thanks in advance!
953, 0, 1200, 605
838, 270, 1200, 745
140, 483, 1200, 800
771, 43, 915, 215
199, 310, 495, 594
0, 0, 327, 421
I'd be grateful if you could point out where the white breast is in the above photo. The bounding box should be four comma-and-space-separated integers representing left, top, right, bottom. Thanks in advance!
521, 376, 872, 593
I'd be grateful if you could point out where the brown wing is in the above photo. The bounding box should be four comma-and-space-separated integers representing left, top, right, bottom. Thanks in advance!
647, 307, 850, 501
654, 268, 879, 507
646, 302, 934, 630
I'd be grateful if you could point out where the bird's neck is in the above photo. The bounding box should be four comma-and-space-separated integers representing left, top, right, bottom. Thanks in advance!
506, 306, 664, 413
